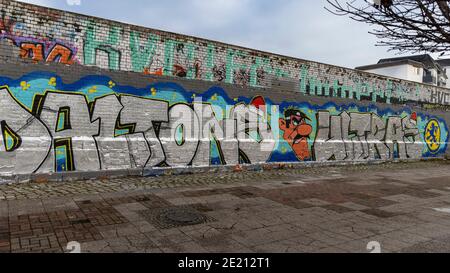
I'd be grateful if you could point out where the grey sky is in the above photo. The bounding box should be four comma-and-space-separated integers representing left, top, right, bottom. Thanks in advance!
16, 0, 429, 68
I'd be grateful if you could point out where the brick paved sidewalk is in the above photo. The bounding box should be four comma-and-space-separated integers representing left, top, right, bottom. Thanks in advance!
1, 160, 450, 253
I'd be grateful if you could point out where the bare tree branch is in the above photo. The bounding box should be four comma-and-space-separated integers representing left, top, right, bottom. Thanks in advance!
325, 0, 450, 54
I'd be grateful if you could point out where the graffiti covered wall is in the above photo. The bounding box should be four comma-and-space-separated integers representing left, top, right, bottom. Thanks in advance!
0, 69, 447, 177
0, 0, 449, 181
1, 0, 450, 106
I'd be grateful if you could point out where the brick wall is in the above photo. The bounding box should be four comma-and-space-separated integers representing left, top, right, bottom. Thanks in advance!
0, 0, 448, 182
2, 0, 450, 105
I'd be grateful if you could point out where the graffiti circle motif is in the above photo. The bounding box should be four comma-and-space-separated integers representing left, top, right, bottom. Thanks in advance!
425, 119, 441, 154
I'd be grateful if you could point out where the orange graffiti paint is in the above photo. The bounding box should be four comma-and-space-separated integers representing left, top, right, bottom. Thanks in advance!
46, 44, 75, 64
20, 43, 44, 63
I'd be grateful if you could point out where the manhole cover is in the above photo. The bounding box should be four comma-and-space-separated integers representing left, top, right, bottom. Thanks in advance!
139, 206, 216, 229
161, 209, 206, 225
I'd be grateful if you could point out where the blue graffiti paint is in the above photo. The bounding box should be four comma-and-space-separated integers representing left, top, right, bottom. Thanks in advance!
0, 71, 448, 168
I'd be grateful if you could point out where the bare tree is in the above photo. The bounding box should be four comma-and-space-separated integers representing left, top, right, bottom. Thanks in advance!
325, 0, 450, 54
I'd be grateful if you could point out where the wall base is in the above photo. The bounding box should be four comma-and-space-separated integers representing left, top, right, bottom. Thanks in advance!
0, 158, 446, 185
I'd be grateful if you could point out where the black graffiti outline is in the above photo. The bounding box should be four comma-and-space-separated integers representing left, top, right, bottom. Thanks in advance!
0, 86, 53, 173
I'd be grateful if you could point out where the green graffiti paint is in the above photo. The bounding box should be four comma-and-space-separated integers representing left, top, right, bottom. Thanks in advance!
185, 43, 196, 80
333, 80, 340, 97
323, 82, 330, 97
262, 58, 273, 75
275, 68, 289, 78
297, 65, 399, 104
341, 85, 350, 99
385, 80, 393, 104
299, 65, 308, 94
354, 82, 362, 101
250, 57, 262, 87
225, 49, 235, 84
84, 21, 121, 70
309, 76, 317, 96
347, 86, 354, 99
163, 39, 176, 76
129, 31, 159, 73
361, 83, 371, 98
204, 44, 215, 81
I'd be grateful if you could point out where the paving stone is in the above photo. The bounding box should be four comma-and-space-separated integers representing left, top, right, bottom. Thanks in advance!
1, 161, 450, 253
300, 198, 331, 206
400, 234, 450, 253
338, 202, 370, 211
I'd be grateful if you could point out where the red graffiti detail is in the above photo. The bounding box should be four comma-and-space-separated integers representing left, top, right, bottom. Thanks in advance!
145, 63, 202, 79
194, 60, 202, 79
250, 96, 266, 112
173, 64, 187, 77
144, 67, 164, 76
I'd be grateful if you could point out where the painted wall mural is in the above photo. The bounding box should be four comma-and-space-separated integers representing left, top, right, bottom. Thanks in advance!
0, 14, 78, 65
2, 1, 450, 107
0, 72, 447, 175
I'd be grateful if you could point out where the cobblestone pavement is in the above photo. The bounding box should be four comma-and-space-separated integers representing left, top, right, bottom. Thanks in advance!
1, 160, 450, 253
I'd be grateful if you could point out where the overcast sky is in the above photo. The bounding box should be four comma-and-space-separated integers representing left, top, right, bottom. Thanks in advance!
16, 0, 431, 69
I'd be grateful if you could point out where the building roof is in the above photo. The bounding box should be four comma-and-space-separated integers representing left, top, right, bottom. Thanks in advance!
356, 54, 447, 75
355, 59, 423, 71
437, 59, 450, 67
378, 54, 445, 73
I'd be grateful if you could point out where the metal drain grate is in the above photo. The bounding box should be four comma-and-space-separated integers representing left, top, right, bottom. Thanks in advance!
139, 206, 216, 229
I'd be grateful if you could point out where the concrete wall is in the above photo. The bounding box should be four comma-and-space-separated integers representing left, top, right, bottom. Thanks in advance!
0, 0, 449, 182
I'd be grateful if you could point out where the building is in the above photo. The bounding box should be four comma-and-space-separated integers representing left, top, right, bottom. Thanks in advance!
356, 54, 448, 87
436, 59, 450, 89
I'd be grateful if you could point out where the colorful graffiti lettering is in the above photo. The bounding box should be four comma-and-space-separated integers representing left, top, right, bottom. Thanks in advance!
1, 13, 78, 65
314, 111, 424, 161
2, 2, 450, 109
0, 72, 447, 175
84, 21, 121, 70
19, 42, 76, 64
80, 21, 448, 106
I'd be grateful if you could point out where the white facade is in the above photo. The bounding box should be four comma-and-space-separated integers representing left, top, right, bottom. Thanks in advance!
362, 63, 423, 83
358, 55, 449, 87
440, 65, 450, 88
